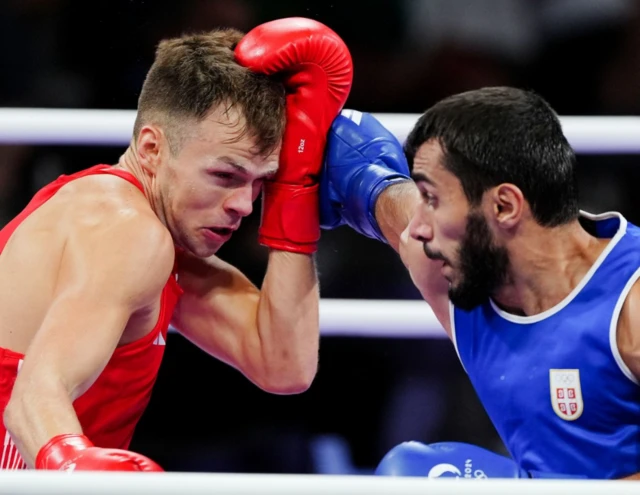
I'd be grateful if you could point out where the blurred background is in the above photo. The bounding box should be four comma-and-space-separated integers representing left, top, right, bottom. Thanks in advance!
1, 0, 639, 474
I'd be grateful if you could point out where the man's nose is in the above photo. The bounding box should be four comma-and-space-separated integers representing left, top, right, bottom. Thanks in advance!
224, 184, 254, 217
408, 209, 433, 243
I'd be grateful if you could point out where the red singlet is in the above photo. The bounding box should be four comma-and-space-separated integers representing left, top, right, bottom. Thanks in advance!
0, 165, 182, 469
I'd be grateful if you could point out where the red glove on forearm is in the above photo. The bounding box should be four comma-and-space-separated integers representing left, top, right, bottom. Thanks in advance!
35, 434, 163, 471
235, 17, 353, 254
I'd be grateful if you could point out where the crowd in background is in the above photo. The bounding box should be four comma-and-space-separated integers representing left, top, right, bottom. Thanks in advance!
0, 0, 638, 472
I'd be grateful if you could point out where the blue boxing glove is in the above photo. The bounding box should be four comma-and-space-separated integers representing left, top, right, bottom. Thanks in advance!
375, 442, 588, 479
320, 109, 411, 243
375, 441, 527, 479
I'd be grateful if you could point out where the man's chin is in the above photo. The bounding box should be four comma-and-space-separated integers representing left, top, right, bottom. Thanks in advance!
177, 238, 222, 259
198, 243, 222, 258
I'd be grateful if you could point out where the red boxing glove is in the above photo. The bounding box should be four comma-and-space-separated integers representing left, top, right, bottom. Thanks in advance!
235, 17, 353, 254
35, 434, 163, 472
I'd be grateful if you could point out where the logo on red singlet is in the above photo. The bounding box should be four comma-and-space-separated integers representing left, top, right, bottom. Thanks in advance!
549, 369, 584, 420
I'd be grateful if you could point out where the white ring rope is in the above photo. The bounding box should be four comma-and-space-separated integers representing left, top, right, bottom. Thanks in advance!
317, 299, 443, 337
0, 471, 634, 495
0, 108, 639, 153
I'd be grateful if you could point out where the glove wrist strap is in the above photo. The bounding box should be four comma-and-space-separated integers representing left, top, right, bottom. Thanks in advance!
345, 165, 410, 243
36, 434, 94, 470
259, 182, 320, 254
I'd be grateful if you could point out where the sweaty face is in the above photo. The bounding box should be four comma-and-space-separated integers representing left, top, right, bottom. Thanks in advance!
409, 140, 509, 310
155, 107, 280, 258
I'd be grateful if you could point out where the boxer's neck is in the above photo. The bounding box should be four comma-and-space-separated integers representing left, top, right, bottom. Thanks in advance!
492, 220, 609, 317
114, 147, 163, 222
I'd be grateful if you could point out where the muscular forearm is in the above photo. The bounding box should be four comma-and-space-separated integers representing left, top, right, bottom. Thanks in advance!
256, 250, 319, 394
4, 380, 82, 467
375, 181, 420, 253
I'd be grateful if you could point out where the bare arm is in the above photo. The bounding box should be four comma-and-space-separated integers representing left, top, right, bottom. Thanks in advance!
617, 279, 640, 381
3, 210, 174, 467
375, 181, 420, 253
375, 182, 452, 334
172, 250, 318, 394
612, 279, 640, 479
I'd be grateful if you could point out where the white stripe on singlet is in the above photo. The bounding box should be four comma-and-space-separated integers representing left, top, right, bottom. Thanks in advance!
1, 431, 25, 469
0, 431, 10, 468
1, 359, 26, 469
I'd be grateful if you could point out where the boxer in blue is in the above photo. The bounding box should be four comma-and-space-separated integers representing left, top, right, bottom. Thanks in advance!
320, 88, 640, 480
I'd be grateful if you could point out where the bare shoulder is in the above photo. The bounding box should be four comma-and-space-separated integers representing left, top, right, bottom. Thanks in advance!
54, 174, 175, 303
53, 172, 152, 219
616, 277, 640, 382
62, 173, 170, 244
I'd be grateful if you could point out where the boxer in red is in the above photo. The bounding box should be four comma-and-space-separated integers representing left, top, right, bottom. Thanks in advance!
0, 18, 352, 471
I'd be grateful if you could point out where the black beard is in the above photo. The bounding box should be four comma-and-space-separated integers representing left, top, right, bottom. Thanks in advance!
448, 212, 510, 311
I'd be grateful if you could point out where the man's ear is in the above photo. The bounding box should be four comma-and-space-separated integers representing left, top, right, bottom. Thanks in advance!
135, 124, 166, 176
489, 183, 525, 229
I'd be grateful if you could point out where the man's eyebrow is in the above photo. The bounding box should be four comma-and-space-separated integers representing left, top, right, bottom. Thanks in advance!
219, 156, 278, 178
219, 156, 247, 174
411, 172, 436, 186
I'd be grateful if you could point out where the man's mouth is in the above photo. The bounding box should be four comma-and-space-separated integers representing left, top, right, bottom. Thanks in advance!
208, 227, 234, 236
423, 242, 445, 262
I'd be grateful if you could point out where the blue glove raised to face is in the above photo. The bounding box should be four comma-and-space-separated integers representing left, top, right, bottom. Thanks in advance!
319, 109, 411, 243
375, 441, 587, 479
